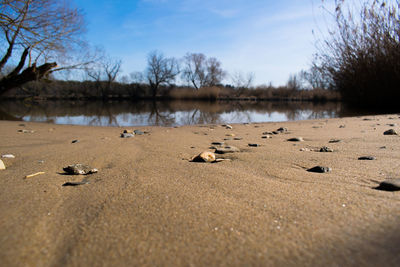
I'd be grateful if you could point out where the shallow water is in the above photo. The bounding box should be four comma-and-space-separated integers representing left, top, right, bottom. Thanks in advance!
0, 100, 388, 127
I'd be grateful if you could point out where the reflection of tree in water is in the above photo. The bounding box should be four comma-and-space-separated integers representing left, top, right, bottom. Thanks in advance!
0, 100, 347, 126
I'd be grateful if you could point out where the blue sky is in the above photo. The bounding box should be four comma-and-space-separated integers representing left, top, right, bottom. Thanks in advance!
74, 0, 332, 86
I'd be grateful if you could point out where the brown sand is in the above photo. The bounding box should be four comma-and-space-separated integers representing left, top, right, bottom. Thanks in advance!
0, 115, 400, 266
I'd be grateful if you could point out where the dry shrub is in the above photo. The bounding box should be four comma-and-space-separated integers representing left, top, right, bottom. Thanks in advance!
169, 86, 221, 100
315, 0, 400, 107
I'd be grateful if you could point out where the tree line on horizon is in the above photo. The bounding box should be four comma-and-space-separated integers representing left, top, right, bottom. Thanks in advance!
1, 0, 399, 107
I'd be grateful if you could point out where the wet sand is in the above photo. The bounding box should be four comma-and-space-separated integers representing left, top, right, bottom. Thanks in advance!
0, 115, 399, 266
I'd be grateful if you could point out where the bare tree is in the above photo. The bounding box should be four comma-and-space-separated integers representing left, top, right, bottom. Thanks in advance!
86, 55, 122, 98
146, 50, 179, 98
0, 0, 88, 95
286, 73, 302, 90
231, 71, 255, 89
182, 52, 225, 89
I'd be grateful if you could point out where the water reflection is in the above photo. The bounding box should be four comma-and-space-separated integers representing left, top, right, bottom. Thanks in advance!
0, 100, 357, 127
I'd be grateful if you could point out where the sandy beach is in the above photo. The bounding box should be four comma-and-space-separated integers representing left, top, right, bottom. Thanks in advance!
0, 114, 399, 266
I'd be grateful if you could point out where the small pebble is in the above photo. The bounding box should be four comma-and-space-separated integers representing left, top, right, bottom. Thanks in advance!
329, 139, 341, 143
63, 164, 98, 175
307, 166, 331, 173
248, 143, 260, 147
277, 127, 288, 133
262, 132, 273, 135
134, 130, 144, 135
384, 129, 398, 135
0, 160, 5, 170
339, 125, 346, 128
191, 151, 216, 163
123, 129, 134, 134
225, 125, 233, 129
62, 181, 90, 187
71, 140, 79, 143
358, 156, 376, 160
233, 137, 243, 140
319, 146, 333, 152
261, 135, 271, 139
121, 133, 134, 138
300, 148, 311, 152
18, 129, 34, 133
211, 142, 224, 146
2, 154, 15, 159
287, 137, 304, 142
375, 178, 400, 191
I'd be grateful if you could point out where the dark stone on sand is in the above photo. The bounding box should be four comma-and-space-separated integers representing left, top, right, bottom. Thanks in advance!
287, 137, 304, 142
375, 179, 400, 191
307, 166, 331, 173
277, 127, 288, 133
234, 137, 243, 140
263, 132, 273, 135
121, 133, 134, 138
211, 142, 224, 146
384, 129, 398, 135
71, 140, 79, 143
272, 131, 279, 135
358, 156, 376, 160
329, 139, 341, 143
62, 181, 90, 186
319, 146, 333, 152
248, 143, 260, 147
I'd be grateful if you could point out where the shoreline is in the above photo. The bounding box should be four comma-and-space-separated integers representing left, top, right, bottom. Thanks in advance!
0, 115, 399, 266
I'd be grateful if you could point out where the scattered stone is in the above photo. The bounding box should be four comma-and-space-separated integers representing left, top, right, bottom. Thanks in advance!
18, 123, 26, 127
225, 125, 233, 129
300, 148, 311, 152
71, 140, 79, 143
0, 160, 5, 170
319, 146, 333, 152
287, 137, 304, 142
248, 143, 260, 147
272, 131, 279, 135
38, 160, 45, 164
215, 146, 240, 154
62, 181, 90, 186
312, 126, 321, 129
25, 172, 45, 179
262, 132, 273, 135
363, 118, 373, 121
358, 156, 376, 160
2, 154, 15, 159
63, 164, 98, 175
307, 166, 331, 173
123, 129, 134, 134
261, 135, 271, 139
226, 133, 235, 137
387, 123, 397, 127
277, 127, 288, 133
223, 138, 232, 141
134, 130, 144, 135
18, 129, 34, 133
233, 137, 243, 140
379, 146, 387, 149
384, 129, 398, 135
211, 142, 224, 146
121, 133, 134, 138
339, 125, 346, 128
375, 178, 400, 191
191, 151, 216, 163
329, 139, 342, 143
